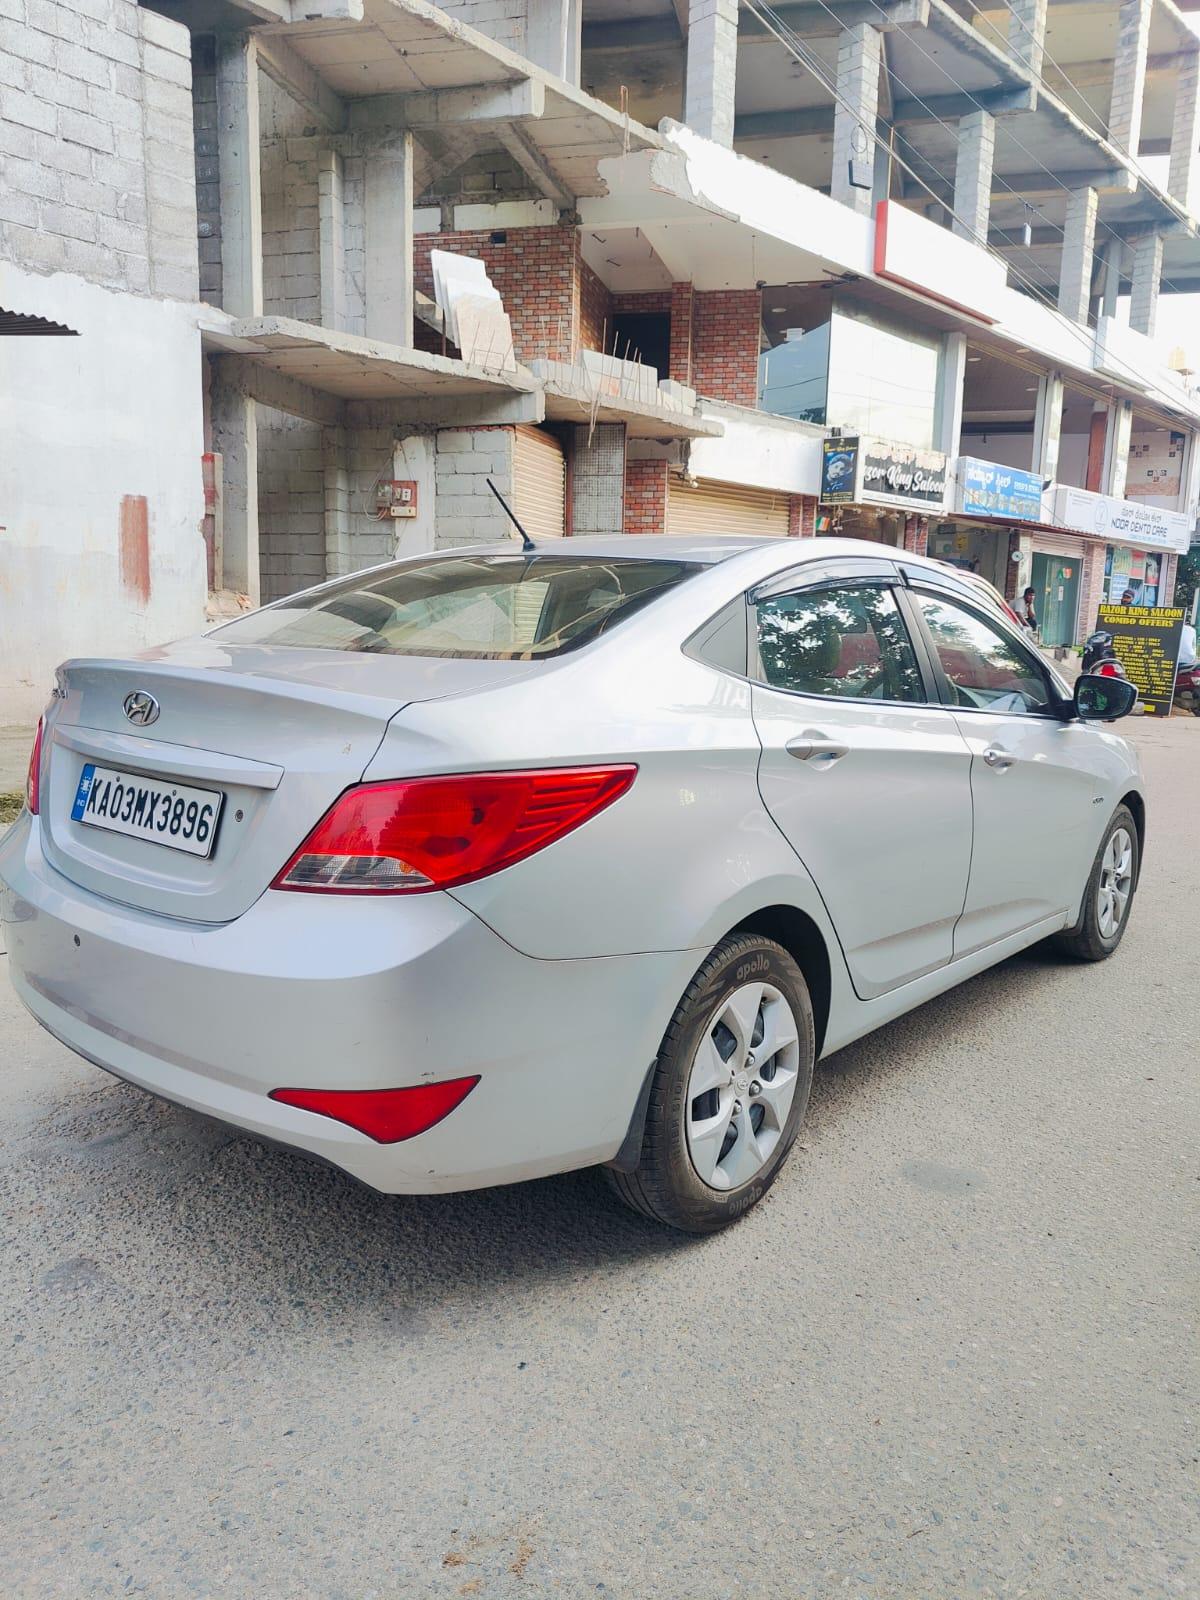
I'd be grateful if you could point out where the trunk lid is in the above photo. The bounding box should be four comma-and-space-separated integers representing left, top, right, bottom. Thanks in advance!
39, 638, 542, 923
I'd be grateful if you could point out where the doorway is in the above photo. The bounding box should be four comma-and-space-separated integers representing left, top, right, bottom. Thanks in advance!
1031, 552, 1081, 647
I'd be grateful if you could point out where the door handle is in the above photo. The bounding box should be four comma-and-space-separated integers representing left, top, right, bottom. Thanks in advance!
982, 746, 1016, 770
786, 732, 850, 764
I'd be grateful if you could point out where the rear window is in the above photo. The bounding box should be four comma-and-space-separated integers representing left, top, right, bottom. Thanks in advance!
214, 554, 701, 660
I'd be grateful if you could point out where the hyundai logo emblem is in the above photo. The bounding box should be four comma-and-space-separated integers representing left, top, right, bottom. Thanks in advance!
123, 691, 160, 727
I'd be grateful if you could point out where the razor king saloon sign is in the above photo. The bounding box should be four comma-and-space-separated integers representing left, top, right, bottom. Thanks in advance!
821, 437, 947, 512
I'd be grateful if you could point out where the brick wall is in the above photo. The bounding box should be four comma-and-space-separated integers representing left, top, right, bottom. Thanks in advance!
1079, 539, 1107, 637
624, 458, 669, 535
788, 495, 817, 537
437, 0, 527, 56
579, 259, 612, 353
434, 425, 518, 547
669, 283, 694, 385
902, 515, 929, 556
691, 290, 760, 407
414, 225, 582, 363
258, 411, 325, 603
0, 0, 198, 299
261, 81, 322, 323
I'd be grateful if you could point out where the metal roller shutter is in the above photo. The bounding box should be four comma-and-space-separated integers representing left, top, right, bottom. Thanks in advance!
514, 426, 565, 539
667, 477, 790, 538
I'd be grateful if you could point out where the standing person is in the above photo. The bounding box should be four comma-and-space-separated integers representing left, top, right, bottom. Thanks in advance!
1019, 586, 1039, 635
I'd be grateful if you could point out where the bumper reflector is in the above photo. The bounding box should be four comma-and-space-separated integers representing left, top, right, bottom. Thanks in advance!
269, 1076, 480, 1143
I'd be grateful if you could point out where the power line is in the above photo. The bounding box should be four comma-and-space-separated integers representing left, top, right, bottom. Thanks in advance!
741, 0, 1192, 410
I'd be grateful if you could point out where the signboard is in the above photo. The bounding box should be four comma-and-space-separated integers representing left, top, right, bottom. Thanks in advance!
1095, 602, 1185, 716
1053, 484, 1191, 554
957, 456, 1043, 523
860, 438, 946, 511
821, 435, 947, 511
820, 437, 859, 503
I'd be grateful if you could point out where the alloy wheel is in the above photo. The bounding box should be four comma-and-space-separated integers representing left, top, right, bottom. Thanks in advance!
1097, 826, 1134, 939
684, 981, 802, 1191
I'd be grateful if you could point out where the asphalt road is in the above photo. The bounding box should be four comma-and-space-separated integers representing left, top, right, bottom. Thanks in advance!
1, 717, 1196, 1600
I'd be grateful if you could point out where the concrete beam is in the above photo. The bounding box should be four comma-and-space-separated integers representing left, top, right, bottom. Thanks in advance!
349, 81, 546, 132
739, 0, 928, 37
364, 131, 414, 349
496, 125, 573, 208
892, 87, 1036, 123
213, 353, 346, 426
215, 33, 263, 321
255, 32, 346, 132
582, 16, 681, 51
346, 393, 545, 429
989, 167, 1128, 195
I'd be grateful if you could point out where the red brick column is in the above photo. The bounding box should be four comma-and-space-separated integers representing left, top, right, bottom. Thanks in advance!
669, 283, 694, 386
1161, 551, 1179, 606
624, 459, 669, 535
692, 290, 760, 406
788, 495, 817, 537
1078, 539, 1107, 637
903, 515, 929, 555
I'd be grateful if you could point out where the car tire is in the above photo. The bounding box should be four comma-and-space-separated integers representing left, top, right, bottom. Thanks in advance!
1052, 804, 1140, 962
606, 934, 815, 1233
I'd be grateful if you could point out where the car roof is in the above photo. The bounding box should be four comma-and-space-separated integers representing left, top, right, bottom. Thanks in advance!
444, 534, 952, 574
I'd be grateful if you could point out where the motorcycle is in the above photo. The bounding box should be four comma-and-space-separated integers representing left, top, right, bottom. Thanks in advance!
1175, 658, 1200, 716
1081, 631, 1127, 680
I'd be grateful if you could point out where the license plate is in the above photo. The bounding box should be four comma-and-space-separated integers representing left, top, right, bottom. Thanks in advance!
70, 763, 223, 859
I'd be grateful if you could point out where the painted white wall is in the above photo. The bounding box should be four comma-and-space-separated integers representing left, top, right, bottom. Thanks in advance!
0, 264, 206, 723
688, 402, 823, 495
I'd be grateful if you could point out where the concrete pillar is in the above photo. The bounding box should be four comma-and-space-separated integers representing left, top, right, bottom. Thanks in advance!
685, 0, 739, 147
364, 131, 414, 347
937, 332, 967, 459
1099, 238, 1122, 319
1033, 372, 1064, 482
526, 0, 582, 84
832, 23, 882, 216
215, 33, 263, 319
571, 423, 626, 534
1128, 232, 1163, 336
1057, 187, 1098, 325
322, 422, 351, 577
1104, 398, 1133, 499
1108, 0, 1153, 155
952, 109, 995, 245
1169, 51, 1200, 211
210, 377, 259, 603
1007, 0, 1047, 79
318, 149, 346, 333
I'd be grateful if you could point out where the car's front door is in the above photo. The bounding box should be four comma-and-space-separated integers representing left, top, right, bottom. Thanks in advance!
905, 586, 1101, 955
750, 574, 974, 1001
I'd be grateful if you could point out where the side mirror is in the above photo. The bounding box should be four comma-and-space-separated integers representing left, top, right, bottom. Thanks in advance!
1073, 673, 1138, 722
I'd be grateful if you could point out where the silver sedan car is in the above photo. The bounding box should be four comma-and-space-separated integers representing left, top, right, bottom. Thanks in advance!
1, 537, 1142, 1232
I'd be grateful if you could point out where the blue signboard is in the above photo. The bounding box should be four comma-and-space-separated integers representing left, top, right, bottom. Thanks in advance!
957, 456, 1043, 523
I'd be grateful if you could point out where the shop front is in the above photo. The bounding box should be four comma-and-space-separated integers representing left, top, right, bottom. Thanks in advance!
1051, 484, 1191, 636
929, 455, 1046, 598
819, 435, 947, 549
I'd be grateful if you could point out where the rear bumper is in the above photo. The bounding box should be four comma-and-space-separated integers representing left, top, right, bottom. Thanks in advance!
0, 816, 693, 1194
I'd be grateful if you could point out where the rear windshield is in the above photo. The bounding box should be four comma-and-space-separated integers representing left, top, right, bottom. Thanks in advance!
213, 554, 701, 659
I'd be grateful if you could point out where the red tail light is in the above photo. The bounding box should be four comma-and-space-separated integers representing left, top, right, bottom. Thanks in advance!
271, 765, 637, 894
269, 1077, 480, 1143
25, 718, 44, 815
1097, 661, 1122, 678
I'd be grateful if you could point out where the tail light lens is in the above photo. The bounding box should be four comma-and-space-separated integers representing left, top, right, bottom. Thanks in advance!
25, 718, 44, 815
269, 1076, 479, 1143
1097, 661, 1122, 678
271, 765, 637, 894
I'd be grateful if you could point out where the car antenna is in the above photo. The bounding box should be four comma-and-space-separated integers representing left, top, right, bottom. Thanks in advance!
486, 477, 536, 553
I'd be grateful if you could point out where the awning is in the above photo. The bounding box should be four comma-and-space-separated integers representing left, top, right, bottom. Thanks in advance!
0, 307, 79, 335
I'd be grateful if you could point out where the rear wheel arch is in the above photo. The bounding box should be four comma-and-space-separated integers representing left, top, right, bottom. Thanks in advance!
726, 904, 831, 1060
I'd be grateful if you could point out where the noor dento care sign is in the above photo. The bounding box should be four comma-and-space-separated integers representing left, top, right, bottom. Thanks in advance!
820, 436, 947, 511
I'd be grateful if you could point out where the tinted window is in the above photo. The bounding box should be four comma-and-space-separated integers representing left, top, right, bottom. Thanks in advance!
214, 554, 699, 660
754, 584, 925, 702
914, 592, 1052, 713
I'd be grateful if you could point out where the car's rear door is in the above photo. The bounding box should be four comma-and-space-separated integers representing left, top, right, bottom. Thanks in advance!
902, 582, 1101, 955
749, 561, 974, 1001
